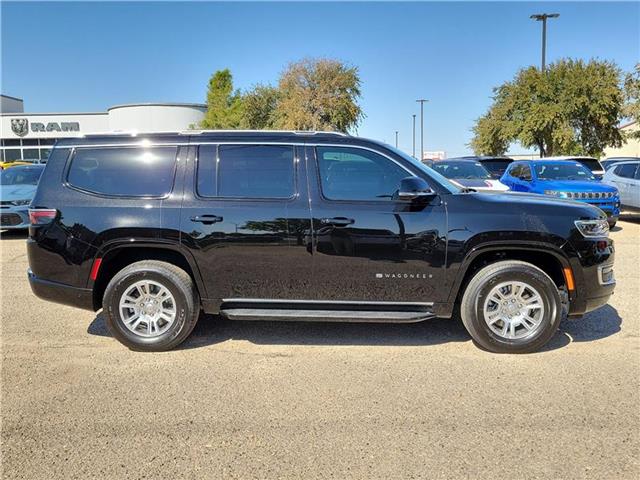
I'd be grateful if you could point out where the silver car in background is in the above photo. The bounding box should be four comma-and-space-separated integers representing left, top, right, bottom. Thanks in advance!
603, 160, 640, 210
0, 164, 45, 229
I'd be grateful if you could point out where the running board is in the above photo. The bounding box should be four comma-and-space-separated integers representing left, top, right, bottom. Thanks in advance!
219, 300, 435, 323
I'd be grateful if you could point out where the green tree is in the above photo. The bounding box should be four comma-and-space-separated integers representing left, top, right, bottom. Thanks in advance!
275, 58, 364, 132
200, 69, 244, 129
241, 84, 280, 129
623, 63, 640, 140
471, 59, 625, 157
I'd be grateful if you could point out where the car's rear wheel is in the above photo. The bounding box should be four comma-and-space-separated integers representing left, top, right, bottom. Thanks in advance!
102, 260, 200, 351
460, 260, 562, 353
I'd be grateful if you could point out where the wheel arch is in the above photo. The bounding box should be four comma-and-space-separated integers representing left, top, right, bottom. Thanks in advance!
89, 241, 207, 311
448, 243, 573, 306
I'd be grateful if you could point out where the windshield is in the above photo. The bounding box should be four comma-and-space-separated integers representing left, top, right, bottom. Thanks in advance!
0, 167, 44, 186
383, 145, 461, 193
432, 162, 492, 180
534, 163, 595, 181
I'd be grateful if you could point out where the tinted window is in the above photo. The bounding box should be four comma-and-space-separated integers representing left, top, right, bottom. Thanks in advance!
197, 144, 295, 198
317, 146, 409, 201
574, 158, 603, 172
521, 165, 532, 181
68, 146, 177, 196
614, 163, 638, 179
507, 164, 521, 178
480, 160, 512, 178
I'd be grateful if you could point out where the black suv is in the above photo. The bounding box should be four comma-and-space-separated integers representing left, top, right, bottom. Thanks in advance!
27, 131, 615, 353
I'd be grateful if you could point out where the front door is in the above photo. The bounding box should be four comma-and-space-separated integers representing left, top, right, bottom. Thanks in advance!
305, 145, 447, 304
180, 143, 313, 306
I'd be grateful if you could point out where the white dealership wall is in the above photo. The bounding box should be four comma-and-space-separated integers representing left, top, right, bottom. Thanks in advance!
0, 95, 206, 162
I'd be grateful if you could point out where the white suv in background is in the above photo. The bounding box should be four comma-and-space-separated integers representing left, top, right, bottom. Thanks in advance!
603, 160, 640, 210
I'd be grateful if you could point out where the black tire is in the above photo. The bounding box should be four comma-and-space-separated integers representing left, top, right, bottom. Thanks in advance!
460, 260, 562, 353
102, 260, 200, 351
608, 220, 617, 229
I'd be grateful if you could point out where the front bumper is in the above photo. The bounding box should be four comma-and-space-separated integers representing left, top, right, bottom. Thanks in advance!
566, 237, 615, 317
0, 206, 29, 229
28, 269, 95, 311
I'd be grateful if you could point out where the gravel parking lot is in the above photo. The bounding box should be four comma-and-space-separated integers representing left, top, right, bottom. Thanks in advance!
1, 220, 639, 479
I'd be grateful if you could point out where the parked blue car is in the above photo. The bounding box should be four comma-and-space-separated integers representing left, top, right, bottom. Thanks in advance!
501, 160, 620, 227
0, 164, 45, 229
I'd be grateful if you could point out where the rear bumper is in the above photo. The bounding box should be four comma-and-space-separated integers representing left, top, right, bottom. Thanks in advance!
28, 269, 95, 311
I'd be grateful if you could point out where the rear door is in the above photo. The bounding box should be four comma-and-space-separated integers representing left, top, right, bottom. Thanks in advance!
179, 142, 313, 305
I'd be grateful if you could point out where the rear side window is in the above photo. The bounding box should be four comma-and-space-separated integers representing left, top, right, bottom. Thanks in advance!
614, 163, 638, 179
507, 164, 521, 177
67, 147, 177, 197
197, 144, 295, 198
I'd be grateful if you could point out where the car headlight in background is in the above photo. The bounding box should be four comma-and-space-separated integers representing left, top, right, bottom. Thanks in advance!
544, 190, 569, 198
11, 199, 31, 206
574, 219, 609, 238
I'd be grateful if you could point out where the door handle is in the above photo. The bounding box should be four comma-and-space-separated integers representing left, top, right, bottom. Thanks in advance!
320, 217, 355, 227
190, 215, 223, 225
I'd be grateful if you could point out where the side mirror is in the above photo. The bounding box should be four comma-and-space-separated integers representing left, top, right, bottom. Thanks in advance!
398, 177, 435, 200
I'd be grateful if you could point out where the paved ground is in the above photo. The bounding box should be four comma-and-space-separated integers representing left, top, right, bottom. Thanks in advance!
1, 221, 639, 479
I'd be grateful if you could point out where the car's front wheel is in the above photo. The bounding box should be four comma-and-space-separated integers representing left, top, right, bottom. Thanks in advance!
102, 260, 200, 351
460, 260, 563, 353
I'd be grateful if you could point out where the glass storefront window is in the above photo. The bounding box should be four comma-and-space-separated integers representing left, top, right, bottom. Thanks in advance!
3, 149, 22, 161
40, 148, 52, 161
23, 148, 40, 160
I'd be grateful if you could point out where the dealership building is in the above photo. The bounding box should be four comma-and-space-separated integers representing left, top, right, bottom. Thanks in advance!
0, 94, 206, 162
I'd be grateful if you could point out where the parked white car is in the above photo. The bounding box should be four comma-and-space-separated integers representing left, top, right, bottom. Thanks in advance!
429, 160, 509, 192
602, 160, 640, 210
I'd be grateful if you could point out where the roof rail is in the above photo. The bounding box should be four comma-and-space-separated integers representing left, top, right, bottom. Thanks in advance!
180, 129, 349, 136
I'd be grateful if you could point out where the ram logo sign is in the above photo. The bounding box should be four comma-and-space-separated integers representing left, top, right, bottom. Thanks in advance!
9, 118, 81, 137
10, 118, 28, 137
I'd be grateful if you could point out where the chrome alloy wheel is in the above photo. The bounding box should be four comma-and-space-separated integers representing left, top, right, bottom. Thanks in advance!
118, 280, 177, 338
482, 281, 545, 340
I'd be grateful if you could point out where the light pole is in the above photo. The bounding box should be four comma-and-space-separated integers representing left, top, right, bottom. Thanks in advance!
530, 13, 559, 71
416, 99, 428, 160
412, 114, 416, 158
395, 131, 398, 148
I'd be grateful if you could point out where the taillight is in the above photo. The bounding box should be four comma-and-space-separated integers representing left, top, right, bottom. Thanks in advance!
28, 208, 57, 225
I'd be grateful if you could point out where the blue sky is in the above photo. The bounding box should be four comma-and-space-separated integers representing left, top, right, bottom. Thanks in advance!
2, 1, 638, 156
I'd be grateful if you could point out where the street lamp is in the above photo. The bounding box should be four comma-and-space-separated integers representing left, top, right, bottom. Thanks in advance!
416, 99, 428, 160
395, 131, 399, 148
530, 13, 559, 71
412, 114, 416, 158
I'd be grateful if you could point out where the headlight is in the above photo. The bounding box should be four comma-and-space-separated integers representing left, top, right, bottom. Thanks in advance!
574, 219, 609, 238
544, 190, 569, 198
11, 199, 31, 206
